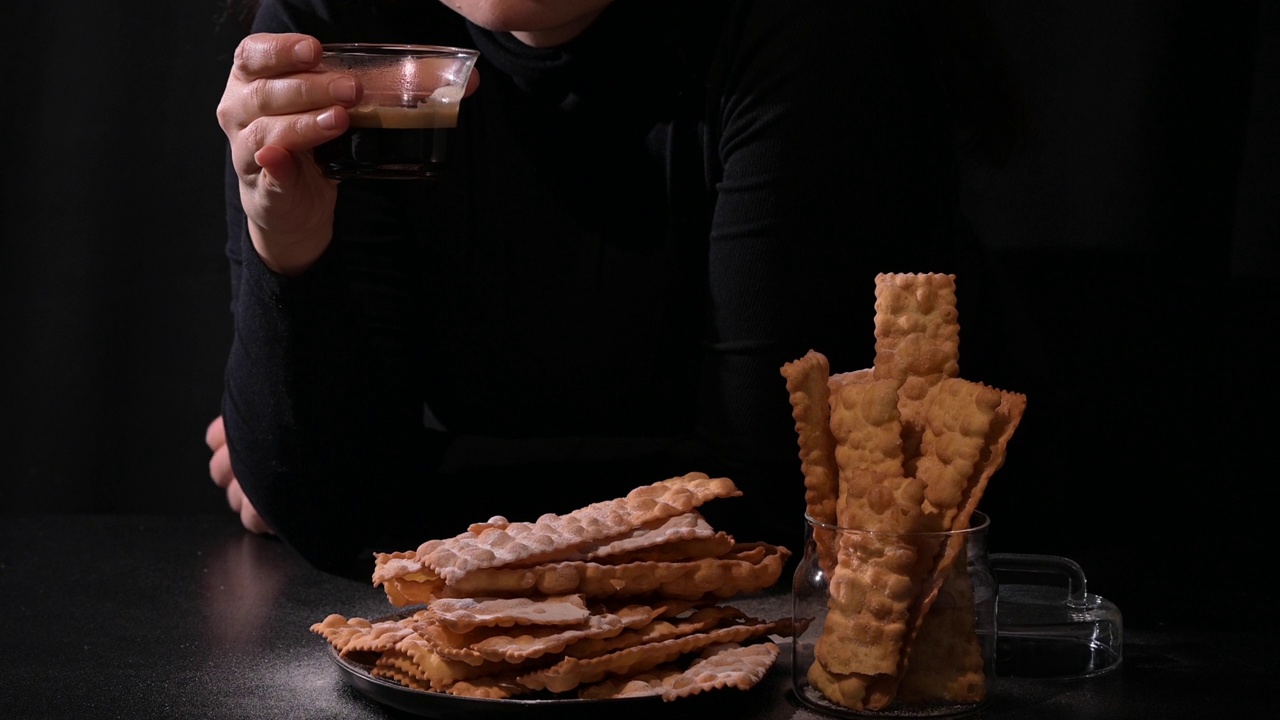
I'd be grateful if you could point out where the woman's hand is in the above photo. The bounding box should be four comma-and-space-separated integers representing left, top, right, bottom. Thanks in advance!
206, 416, 273, 535
216, 33, 359, 276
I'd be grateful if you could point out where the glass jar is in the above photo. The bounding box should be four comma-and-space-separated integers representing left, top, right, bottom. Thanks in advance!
792, 511, 996, 718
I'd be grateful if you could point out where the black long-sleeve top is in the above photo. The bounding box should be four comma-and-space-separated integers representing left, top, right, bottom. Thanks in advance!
223, 0, 982, 576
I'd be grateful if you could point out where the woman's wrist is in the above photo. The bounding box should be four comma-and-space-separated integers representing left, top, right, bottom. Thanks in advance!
248, 222, 333, 277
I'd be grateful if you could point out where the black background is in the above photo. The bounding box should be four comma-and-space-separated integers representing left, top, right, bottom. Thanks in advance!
1, 2, 241, 513
1, 2, 1276, 630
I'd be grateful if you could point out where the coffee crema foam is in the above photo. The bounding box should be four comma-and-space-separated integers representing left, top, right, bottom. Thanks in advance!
348, 103, 460, 130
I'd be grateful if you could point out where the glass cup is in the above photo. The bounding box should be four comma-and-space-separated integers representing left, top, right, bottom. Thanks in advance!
792, 512, 997, 718
313, 43, 479, 180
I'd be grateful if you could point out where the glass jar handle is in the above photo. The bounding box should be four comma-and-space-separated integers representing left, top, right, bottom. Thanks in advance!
989, 553, 1089, 608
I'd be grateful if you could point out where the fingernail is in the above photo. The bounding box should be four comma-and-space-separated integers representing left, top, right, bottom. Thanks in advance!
329, 76, 358, 104
317, 107, 338, 130
294, 40, 316, 64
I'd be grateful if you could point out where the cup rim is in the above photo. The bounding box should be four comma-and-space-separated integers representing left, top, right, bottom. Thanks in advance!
320, 43, 479, 59
804, 509, 990, 538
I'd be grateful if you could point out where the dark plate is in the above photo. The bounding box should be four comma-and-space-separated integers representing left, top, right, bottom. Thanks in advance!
324, 612, 740, 719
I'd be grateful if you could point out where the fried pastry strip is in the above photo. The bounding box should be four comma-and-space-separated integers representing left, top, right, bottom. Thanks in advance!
518, 618, 798, 694
373, 473, 742, 590
781, 350, 840, 529
872, 272, 960, 475
383, 543, 789, 605
579, 642, 780, 700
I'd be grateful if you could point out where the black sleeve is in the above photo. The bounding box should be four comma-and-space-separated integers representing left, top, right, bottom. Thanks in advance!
221, 0, 463, 577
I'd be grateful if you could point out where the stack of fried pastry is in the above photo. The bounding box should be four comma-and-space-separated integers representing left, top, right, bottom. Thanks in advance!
311, 473, 802, 701
781, 272, 1026, 711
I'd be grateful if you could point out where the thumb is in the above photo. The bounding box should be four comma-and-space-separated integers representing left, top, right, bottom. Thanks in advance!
253, 144, 302, 186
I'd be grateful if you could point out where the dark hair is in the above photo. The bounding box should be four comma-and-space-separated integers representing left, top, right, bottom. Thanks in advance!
220, 0, 262, 32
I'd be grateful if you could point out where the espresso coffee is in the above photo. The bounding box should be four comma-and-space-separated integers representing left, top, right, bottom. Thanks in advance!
315, 100, 462, 180
315, 43, 477, 179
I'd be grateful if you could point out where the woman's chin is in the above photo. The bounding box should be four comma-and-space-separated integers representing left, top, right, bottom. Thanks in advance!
440, 0, 613, 36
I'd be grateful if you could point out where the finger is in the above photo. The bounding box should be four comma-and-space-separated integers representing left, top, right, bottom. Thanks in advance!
234, 107, 348, 179
221, 71, 360, 133
209, 445, 234, 490
227, 480, 273, 535
232, 33, 323, 81
205, 416, 225, 451
464, 67, 480, 97
240, 498, 274, 536
252, 143, 302, 186
226, 479, 245, 513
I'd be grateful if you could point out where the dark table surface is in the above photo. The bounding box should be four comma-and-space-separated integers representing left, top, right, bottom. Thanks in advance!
0, 514, 1273, 719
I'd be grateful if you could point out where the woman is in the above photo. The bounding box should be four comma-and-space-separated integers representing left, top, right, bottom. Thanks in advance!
210, 0, 998, 576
